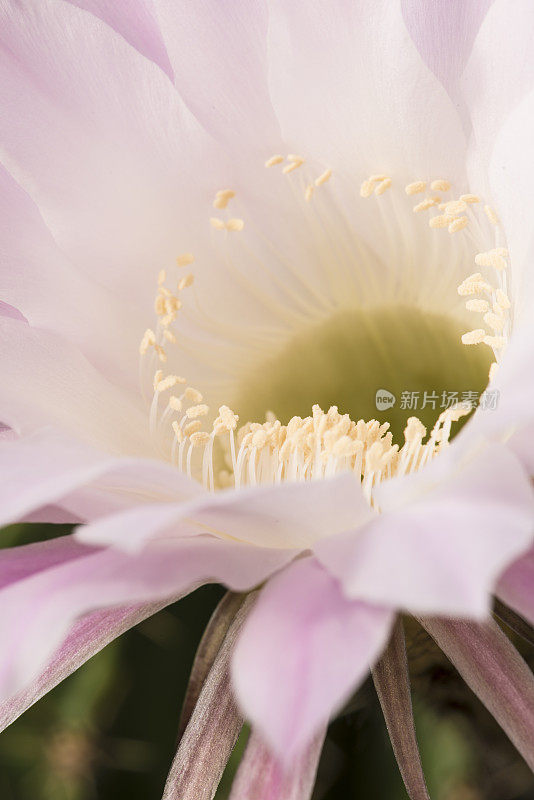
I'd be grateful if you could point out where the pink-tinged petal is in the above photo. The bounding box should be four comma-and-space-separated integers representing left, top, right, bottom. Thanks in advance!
0, 318, 151, 456
153, 0, 281, 152
0, 534, 297, 699
487, 92, 534, 315
0, 0, 226, 310
162, 595, 254, 800
0, 535, 90, 591
0, 164, 142, 390
266, 0, 466, 180
422, 617, 534, 771
0, 598, 178, 732
76, 472, 368, 552
314, 442, 534, 618
66, 0, 173, 79
0, 428, 201, 527
463, 0, 534, 182
401, 0, 494, 97
497, 546, 534, 628
0, 300, 26, 323
232, 558, 394, 764
229, 727, 325, 800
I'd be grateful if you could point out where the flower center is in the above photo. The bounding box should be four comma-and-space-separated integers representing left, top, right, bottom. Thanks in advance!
233, 305, 491, 445
138, 159, 512, 505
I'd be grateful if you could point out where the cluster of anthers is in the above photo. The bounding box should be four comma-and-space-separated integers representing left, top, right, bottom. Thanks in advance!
138, 158, 512, 505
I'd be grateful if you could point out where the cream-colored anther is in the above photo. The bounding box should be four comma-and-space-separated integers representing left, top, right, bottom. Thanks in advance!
430, 179, 451, 192
484, 205, 499, 225
360, 179, 374, 198
375, 177, 392, 195
475, 250, 507, 270
154, 344, 167, 362
190, 432, 211, 447
305, 185, 315, 202
443, 199, 467, 215
210, 217, 226, 230
226, 218, 245, 232
184, 421, 202, 436
265, 154, 284, 168
163, 330, 177, 343
461, 329, 486, 345
283, 156, 304, 174
184, 387, 203, 403
496, 289, 511, 309
405, 181, 426, 195
404, 416, 426, 444
413, 197, 437, 213
157, 269, 166, 285
448, 217, 468, 233
178, 274, 194, 291
139, 328, 156, 355
186, 404, 209, 419
484, 312, 505, 332
252, 430, 269, 449
495, 247, 509, 257
429, 214, 455, 228
176, 253, 194, 267
157, 374, 185, 393
315, 168, 332, 187
459, 194, 480, 204
219, 406, 239, 430
489, 362, 499, 381
369, 174, 389, 182
169, 396, 183, 412
172, 421, 184, 443
484, 334, 505, 348
466, 299, 489, 313
213, 189, 235, 209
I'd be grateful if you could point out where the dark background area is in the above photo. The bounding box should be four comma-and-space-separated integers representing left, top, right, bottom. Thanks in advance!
1, 523, 533, 800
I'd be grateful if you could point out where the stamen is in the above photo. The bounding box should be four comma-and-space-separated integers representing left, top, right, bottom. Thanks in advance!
430, 179, 451, 192
315, 168, 332, 187
176, 253, 194, 267
213, 189, 235, 210
265, 154, 284, 168
405, 181, 426, 195
461, 329, 486, 345
448, 217, 468, 233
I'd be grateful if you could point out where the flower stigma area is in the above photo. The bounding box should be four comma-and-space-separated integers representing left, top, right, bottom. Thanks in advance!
139, 158, 511, 507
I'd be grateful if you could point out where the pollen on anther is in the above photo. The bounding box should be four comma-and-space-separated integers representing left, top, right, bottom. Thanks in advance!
429, 214, 454, 229
460, 194, 480, 204
462, 329, 486, 345
375, 177, 392, 195
283, 156, 304, 174
413, 197, 437, 213
448, 217, 468, 233
305, 184, 315, 202
176, 253, 194, 267
475, 250, 507, 270
405, 181, 426, 195
163, 330, 177, 343
186, 404, 209, 419
213, 189, 235, 209
210, 217, 226, 230
496, 289, 511, 309
360, 180, 374, 198
265, 154, 284, 168
226, 218, 245, 232
139, 328, 156, 355
157, 269, 166, 285
178, 274, 194, 291
431, 179, 451, 192
190, 432, 211, 447
157, 374, 185, 392
466, 299, 489, 313
154, 344, 167, 362
185, 387, 203, 403
315, 169, 332, 187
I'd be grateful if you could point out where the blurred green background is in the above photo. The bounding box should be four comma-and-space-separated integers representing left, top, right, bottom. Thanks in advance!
1, 523, 534, 800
